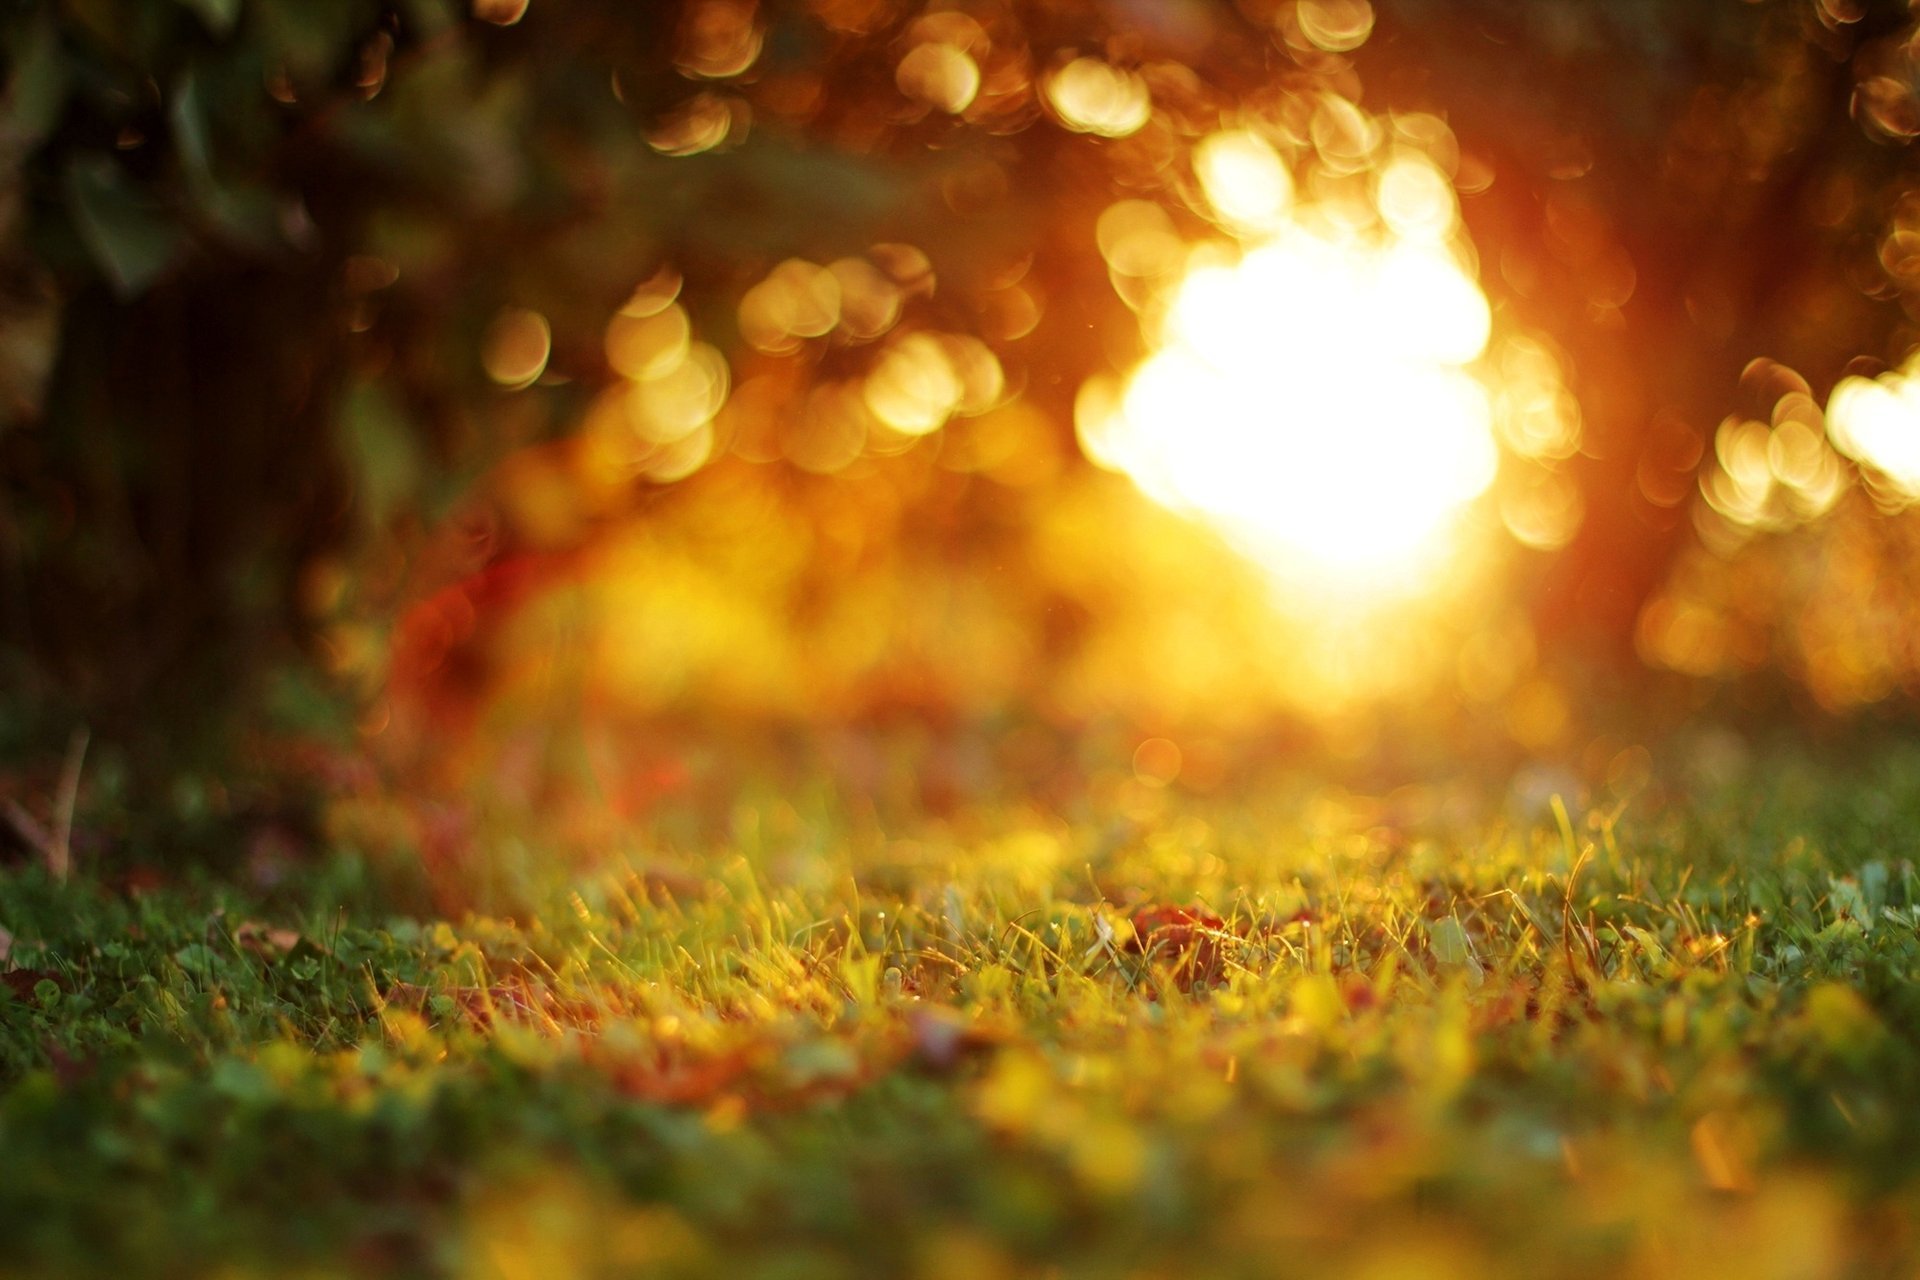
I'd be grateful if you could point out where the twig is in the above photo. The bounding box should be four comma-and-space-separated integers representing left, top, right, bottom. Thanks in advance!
49, 727, 88, 883
1, 799, 51, 859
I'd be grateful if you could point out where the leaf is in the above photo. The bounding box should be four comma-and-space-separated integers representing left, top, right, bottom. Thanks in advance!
1621, 924, 1671, 967
172, 0, 240, 36
1829, 874, 1874, 931
1426, 915, 1484, 985
1, 970, 63, 1006
603, 1044, 750, 1106
172, 943, 219, 974
839, 951, 880, 1004
1128, 904, 1229, 988
1859, 861, 1890, 910
64, 156, 182, 295
169, 74, 214, 186
233, 921, 303, 956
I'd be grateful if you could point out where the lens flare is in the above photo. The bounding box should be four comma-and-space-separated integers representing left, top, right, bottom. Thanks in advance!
1080, 138, 1502, 595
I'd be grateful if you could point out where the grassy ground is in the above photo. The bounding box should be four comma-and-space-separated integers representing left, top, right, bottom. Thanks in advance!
5, 739, 1920, 1278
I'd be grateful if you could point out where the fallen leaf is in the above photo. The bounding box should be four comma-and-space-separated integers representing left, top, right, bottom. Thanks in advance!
233, 921, 304, 956
1128, 905, 1229, 987
622, 1054, 752, 1106
908, 1004, 1004, 1071
1, 969, 65, 1005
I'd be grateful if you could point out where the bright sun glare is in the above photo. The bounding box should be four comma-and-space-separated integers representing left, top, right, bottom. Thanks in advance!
1078, 116, 1506, 597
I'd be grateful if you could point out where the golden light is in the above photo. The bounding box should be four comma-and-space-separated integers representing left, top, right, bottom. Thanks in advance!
863, 332, 1004, 438
896, 42, 981, 115
864, 333, 962, 436
1828, 352, 1920, 502
826, 257, 903, 341
1294, 0, 1375, 53
647, 93, 745, 157
605, 304, 690, 380
1044, 59, 1152, 138
1192, 131, 1292, 233
738, 259, 843, 354
624, 341, 729, 443
582, 273, 732, 487
1499, 470, 1584, 551
482, 307, 551, 388
1097, 201, 1184, 280
1079, 130, 1508, 595
674, 0, 763, 80
472, 0, 529, 26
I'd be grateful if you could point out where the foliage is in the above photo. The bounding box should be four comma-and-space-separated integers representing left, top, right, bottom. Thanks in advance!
7, 0, 1920, 798
8, 743, 1920, 1275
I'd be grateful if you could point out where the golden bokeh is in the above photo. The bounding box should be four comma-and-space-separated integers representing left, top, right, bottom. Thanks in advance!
739, 259, 844, 355
471, 0, 529, 26
864, 333, 964, 437
1078, 111, 1516, 594
826, 257, 903, 342
1193, 131, 1293, 234
481, 307, 551, 389
624, 342, 730, 445
1294, 0, 1376, 54
1827, 351, 1920, 503
897, 43, 982, 115
675, 0, 763, 80
605, 305, 691, 381
1044, 59, 1152, 138
648, 92, 747, 157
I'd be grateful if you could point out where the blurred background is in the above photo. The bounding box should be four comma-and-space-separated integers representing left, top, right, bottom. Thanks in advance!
5, 0, 1920, 886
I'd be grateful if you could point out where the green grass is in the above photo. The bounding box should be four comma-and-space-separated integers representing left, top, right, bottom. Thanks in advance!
6, 740, 1920, 1278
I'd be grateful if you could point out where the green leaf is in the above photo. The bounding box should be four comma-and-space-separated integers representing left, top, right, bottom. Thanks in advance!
1427, 915, 1473, 965
170, 74, 282, 247
32, 978, 60, 1009
64, 156, 182, 295
170, 74, 214, 185
1426, 915, 1484, 985
173, 0, 241, 36
173, 942, 219, 974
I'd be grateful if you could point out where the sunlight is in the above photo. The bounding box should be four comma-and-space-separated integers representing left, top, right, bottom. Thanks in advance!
1827, 350, 1920, 502
1079, 125, 1507, 598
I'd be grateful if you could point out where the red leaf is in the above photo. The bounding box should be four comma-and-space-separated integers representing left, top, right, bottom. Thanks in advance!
1128, 905, 1229, 987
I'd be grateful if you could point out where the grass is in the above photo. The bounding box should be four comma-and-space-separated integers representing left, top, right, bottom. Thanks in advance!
5, 737, 1920, 1278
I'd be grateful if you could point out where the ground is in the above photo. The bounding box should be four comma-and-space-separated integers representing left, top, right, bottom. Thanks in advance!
4, 738, 1920, 1279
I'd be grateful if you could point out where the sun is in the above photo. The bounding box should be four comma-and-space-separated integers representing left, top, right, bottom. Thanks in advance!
1078, 121, 1509, 600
